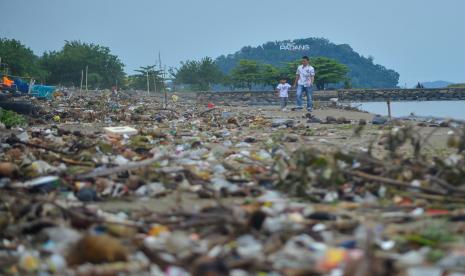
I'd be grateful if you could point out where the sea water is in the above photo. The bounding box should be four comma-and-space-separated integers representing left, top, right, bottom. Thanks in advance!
353, 101, 465, 120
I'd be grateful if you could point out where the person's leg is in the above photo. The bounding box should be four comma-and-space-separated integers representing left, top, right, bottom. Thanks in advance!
306, 86, 314, 112
280, 97, 285, 109
296, 85, 303, 109
282, 97, 288, 110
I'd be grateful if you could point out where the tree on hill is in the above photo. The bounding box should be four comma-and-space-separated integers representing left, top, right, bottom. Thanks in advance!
0, 38, 47, 80
172, 57, 224, 91
230, 60, 262, 90
40, 41, 125, 88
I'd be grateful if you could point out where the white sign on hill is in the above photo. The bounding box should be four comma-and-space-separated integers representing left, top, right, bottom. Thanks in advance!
279, 42, 310, 51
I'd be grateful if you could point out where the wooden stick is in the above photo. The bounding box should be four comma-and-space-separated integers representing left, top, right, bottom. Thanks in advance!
398, 191, 465, 204
12, 138, 70, 156
198, 108, 219, 116
346, 170, 447, 195
151, 108, 180, 116
429, 176, 465, 195
74, 156, 163, 180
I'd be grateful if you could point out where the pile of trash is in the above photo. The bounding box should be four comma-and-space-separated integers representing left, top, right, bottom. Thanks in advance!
0, 93, 465, 275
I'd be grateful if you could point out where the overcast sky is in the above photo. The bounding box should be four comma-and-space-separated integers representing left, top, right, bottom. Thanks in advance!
1, 0, 464, 86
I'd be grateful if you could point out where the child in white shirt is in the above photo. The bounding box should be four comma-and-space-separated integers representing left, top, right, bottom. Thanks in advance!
276, 77, 291, 111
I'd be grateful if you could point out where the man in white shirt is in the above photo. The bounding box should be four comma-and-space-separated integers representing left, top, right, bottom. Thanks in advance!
293, 56, 316, 112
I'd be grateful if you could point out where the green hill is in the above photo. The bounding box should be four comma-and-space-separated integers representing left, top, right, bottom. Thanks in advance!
215, 38, 400, 88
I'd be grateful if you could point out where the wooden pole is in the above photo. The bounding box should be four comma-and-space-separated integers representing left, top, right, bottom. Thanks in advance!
163, 65, 167, 108
146, 71, 150, 96
159, 52, 165, 105
153, 73, 157, 94
80, 70, 84, 95
85, 66, 88, 92
154, 52, 158, 94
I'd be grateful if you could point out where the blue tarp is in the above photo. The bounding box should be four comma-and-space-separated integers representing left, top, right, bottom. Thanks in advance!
30, 85, 55, 100
14, 78, 29, 93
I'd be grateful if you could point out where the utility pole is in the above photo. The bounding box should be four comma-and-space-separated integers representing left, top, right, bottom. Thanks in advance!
85, 66, 88, 92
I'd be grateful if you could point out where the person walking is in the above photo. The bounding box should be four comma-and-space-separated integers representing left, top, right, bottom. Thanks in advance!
293, 56, 315, 113
276, 77, 291, 111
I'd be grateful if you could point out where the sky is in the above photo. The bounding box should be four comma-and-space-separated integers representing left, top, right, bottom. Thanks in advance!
1, 0, 464, 86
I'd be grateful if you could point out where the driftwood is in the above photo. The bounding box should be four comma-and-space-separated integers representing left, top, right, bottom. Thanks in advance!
74, 156, 164, 180
346, 170, 447, 195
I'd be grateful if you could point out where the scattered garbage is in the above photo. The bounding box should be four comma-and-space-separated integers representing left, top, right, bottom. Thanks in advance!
0, 91, 465, 275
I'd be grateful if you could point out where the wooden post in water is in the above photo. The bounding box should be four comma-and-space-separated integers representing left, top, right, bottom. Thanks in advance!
387, 98, 392, 121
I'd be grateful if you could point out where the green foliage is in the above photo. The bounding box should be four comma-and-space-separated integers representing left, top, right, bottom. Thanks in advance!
127, 65, 164, 92
40, 41, 125, 89
216, 38, 400, 88
280, 57, 349, 89
281, 60, 301, 82
230, 60, 261, 90
260, 63, 281, 89
172, 57, 224, 91
0, 108, 27, 128
312, 57, 348, 90
214, 60, 283, 90
0, 38, 47, 80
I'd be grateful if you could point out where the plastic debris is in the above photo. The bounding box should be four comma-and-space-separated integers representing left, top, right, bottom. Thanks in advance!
104, 126, 138, 136
0, 93, 465, 275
